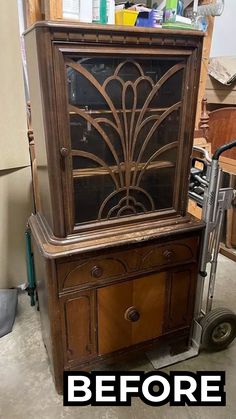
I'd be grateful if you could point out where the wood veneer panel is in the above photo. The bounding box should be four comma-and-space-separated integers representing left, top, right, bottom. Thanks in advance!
60, 290, 96, 366
165, 265, 197, 331
98, 272, 166, 355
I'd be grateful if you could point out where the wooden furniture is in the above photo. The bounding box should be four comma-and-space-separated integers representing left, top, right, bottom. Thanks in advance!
195, 0, 216, 129
23, 0, 62, 26
201, 105, 236, 250
27, 102, 41, 213
193, 99, 236, 255
24, 21, 204, 394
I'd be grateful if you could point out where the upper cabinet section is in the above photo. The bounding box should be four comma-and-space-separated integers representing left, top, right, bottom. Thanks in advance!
24, 23, 203, 238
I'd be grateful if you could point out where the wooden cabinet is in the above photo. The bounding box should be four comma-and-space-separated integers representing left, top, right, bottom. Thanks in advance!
25, 22, 204, 394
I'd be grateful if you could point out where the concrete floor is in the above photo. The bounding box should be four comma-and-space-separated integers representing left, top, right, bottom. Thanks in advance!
0, 254, 236, 419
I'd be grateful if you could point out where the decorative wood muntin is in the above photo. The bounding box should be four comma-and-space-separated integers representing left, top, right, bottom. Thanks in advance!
65, 57, 186, 225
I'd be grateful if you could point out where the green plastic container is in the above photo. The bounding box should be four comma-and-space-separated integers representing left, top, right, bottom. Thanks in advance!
165, 0, 178, 23
166, 0, 178, 7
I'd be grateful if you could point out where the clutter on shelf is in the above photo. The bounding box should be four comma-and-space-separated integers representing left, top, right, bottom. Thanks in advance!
62, 0, 218, 31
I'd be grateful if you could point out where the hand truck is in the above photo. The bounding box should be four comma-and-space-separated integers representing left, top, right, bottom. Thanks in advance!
190, 140, 236, 353
147, 140, 236, 368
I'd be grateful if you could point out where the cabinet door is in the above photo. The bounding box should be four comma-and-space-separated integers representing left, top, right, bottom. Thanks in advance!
52, 44, 199, 234
97, 272, 166, 355
60, 290, 96, 367
67, 55, 183, 229
164, 265, 197, 332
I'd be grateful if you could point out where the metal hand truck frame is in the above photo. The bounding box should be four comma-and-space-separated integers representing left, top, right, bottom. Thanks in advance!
190, 140, 236, 354
147, 140, 236, 369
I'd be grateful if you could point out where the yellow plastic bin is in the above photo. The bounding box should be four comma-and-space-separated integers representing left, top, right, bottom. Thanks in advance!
115, 10, 139, 26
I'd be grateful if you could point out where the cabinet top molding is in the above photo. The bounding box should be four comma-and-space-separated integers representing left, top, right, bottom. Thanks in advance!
24, 20, 204, 45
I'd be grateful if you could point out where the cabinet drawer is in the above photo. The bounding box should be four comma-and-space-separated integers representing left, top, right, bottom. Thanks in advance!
57, 254, 134, 293
57, 235, 199, 293
140, 236, 198, 269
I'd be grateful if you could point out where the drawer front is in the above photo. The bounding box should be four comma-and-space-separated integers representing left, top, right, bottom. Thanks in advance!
57, 235, 199, 293
140, 237, 197, 269
57, 253, 138, 293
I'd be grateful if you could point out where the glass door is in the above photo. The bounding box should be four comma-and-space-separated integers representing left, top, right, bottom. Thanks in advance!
62, 53, 187, 230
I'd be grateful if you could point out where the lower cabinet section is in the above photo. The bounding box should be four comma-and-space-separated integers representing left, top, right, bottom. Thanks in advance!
31, 223, 204, 394
31, 217, 204, 394
60, 264, 197, 367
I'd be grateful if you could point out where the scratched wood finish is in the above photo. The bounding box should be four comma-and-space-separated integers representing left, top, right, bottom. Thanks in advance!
56, 234, 198, 293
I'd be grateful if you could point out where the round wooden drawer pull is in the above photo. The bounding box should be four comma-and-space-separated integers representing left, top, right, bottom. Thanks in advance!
60, 147, 69, 157
163, 249, 175, 261
91, 265, 103, 278
125, 306, 140, 322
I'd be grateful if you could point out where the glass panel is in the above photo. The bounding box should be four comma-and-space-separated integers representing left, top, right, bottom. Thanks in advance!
74, 175, 115, 224
73, 166, 176, 224
65, 55, 186, 226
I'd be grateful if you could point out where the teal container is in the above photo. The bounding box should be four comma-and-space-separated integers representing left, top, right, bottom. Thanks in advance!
25, 228, 36, 306
93, 0, 107, 24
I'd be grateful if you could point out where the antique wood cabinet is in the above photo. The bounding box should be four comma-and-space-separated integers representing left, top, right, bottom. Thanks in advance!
24, 21, 204, 393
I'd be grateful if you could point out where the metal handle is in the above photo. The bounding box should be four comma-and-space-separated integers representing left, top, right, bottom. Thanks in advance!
193, 146, 212, 163
212, 139, 236, 160
125, 306, 140, 322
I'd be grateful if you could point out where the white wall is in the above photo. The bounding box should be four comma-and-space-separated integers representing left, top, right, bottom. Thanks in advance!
0, 167, 32, 288
211, 0, 236, 57
0, 0, 33, 288
0, 0, 30, 170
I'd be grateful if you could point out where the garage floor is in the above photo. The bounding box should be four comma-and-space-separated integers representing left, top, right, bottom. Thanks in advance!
0, 254, 235, 419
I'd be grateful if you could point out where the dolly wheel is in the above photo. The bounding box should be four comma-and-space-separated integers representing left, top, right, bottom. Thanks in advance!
200, 308, 236, 352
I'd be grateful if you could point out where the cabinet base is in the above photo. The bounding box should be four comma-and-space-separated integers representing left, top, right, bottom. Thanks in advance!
31, 215, 204, 395
53, 330, 190, 394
